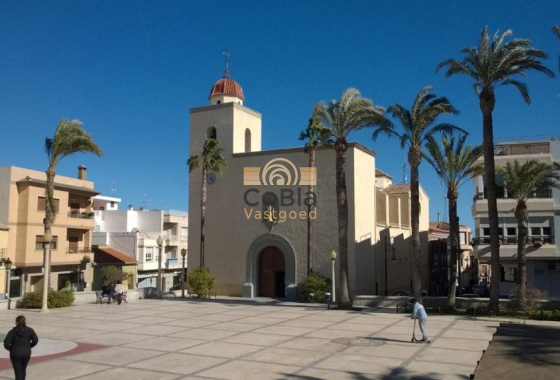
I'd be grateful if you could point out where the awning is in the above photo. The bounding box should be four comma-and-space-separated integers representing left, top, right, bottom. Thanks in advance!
93, 246, 137, 264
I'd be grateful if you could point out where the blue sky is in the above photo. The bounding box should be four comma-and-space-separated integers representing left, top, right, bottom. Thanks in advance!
1, 1, 559, 230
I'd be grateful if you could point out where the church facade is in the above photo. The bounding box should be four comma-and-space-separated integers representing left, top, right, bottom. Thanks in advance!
188, 68, 430, 301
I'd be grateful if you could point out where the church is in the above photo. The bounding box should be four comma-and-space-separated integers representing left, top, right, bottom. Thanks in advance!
188, 64, 430, 301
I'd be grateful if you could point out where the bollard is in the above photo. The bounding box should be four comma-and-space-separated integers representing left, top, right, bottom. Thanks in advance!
325, 292, 331, 310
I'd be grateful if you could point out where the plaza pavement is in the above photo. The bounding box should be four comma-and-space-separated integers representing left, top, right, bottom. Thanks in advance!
0, 298, 500, 380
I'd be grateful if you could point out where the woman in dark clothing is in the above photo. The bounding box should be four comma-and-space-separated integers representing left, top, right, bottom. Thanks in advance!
3, 315, 38, 380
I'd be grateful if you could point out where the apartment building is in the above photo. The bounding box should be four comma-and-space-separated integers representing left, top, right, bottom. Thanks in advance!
472, 139, 560, 298
93, 197, 188, 290
0, 165, 99, 297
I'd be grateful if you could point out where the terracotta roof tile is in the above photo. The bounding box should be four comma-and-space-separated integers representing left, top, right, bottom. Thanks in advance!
93, 246, 137, 264
209, 78, 245, 100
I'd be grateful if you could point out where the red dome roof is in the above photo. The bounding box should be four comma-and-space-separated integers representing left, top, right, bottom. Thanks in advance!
208, 78, 245, 101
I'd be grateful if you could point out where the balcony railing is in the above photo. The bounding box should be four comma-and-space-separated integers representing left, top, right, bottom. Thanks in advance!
68, 210, 95, 219
474, 189, 552, 201
166, 258, 179, 268
494, 142, 550, 156
67, 247, 92, 254
473, 235, 555, 245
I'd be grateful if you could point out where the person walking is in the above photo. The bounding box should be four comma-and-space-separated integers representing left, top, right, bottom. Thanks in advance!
3, 315, 39, 380
410, 299, 430, 343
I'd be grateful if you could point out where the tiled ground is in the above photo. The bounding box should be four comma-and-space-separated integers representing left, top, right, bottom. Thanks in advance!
0, 299, 500, 379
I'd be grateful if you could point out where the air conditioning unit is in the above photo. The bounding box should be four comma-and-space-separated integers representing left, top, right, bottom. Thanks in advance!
546, 262, 560, 271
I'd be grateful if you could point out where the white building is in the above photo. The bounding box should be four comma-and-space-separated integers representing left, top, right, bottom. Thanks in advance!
93, 196, 188, 290
472, 139, 560, 298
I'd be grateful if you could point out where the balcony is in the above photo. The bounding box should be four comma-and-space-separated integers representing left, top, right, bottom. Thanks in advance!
68, 210, 95, 219
166, 258, 181, 269
67, 247, 93, 254
165, 235, 179, 246
473, 235, 555, 246
494, 142, 550, 156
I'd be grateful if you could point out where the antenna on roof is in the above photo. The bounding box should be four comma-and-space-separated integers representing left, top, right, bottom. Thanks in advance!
222, 51, 231, 79
111, 182, 117, 194
402, 162, 408, 184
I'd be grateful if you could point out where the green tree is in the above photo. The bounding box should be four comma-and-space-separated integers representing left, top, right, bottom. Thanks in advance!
100, 266, 128, 285
44, 119, 103, 311
313, 88, 389, 308
499, 160, 560, 305
425, 133, 483, 307
436, 26, 554, 313
299, 117, 332, 275
374, 86, 461, 300
188, 138, 226, 268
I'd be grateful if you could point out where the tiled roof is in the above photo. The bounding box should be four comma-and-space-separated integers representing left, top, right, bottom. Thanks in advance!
385, 184, 411, 193
375, 168, 393, 179
93, 246, 137, 264
209, 78, 245, 100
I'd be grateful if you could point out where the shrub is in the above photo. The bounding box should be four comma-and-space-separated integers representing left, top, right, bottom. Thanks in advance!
298, 271, 331, 303
101, 266, 128, 285
528, 310, 560, 321
188, 267, 216, 298
19, 290, 74, 309
510, 287, 547, 314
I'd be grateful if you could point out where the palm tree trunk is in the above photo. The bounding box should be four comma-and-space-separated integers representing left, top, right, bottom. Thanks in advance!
43, 167, 56, 311
335, 142, 351, 308
200, 166, 207, 268
480, 90, 500, 314
515, 202, 528, 305
409, 148, 422, 301
447, 193, 459, 308
307, 148, 316, 275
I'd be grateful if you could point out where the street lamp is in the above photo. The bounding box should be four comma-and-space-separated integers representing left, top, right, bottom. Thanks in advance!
4, 258, 12, 298
156, 235, 163, 299
181, 248, 187, 298
330, 250, 337, 303
41, 230, 53, 312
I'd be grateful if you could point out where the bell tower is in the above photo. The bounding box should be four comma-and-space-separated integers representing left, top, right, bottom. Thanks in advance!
189, 55, 261, 157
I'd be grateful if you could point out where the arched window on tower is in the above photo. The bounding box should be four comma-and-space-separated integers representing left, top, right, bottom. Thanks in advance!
245, 128, 251, 152
207, 127, 217, 140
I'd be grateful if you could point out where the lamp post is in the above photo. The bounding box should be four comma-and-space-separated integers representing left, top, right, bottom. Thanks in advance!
330, 250, 337, 303
157, 236, 163, 299
181, 248, 187, 298
41, 230, 52, 312
4, 258, 12, 298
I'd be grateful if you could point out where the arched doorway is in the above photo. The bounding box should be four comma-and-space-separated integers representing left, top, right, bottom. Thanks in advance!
258, 246, 285, 297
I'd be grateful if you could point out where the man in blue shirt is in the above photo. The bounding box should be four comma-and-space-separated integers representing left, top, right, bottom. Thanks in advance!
410, 299, 429, 343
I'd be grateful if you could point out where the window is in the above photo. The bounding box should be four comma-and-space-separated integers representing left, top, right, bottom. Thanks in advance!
245, 128, 251, 152
145, 248, 153, 262
207, 127, 217, 140
181, 227, 188, 241
37, 197, 60, 213
459, 232, 466, 245
483, 228, 490, 236
501, 266, 517, 283
507, 227, 516, 236
480, 264, 488, 277
35, 235, 58, 250
543, 227, 552, 236
531, 227, 541, 236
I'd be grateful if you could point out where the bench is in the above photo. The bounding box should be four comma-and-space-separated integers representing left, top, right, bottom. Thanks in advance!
95, 291, 111, 304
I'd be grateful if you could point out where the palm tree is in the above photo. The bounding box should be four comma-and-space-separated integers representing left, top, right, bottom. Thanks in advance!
499, 160, 560, 305
436, 26, 554, 313
299, 117, 332, 276
188, 138, 226, 268
553, 26, 560, 73
313, 88, 390, 308
373, 86, 461, 300
44, 118, 103, 310
425, 133, 483, 307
